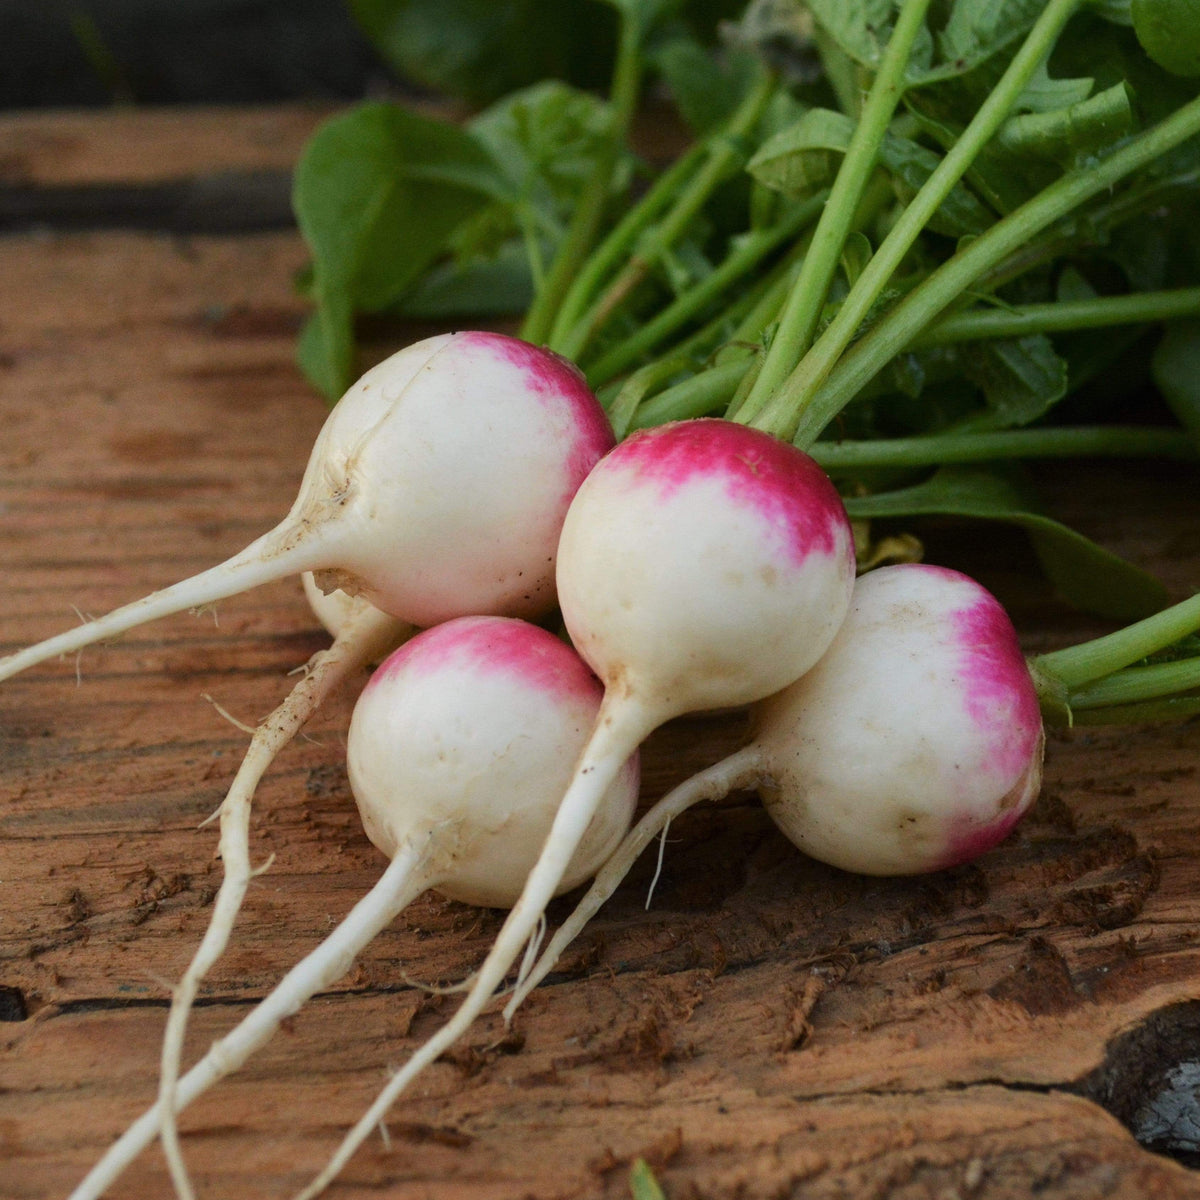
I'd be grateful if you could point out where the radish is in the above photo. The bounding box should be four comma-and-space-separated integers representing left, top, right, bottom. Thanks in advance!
296, 418, 857, 1199
70, 616, 640, 1200
156, 588, 413, 1200
508, 563, 1044, 1014
0, 331, 613, 682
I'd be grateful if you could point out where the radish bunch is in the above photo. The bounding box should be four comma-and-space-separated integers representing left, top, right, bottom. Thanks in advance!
21, 329, 1046, 1200
1, 329, 615, 1199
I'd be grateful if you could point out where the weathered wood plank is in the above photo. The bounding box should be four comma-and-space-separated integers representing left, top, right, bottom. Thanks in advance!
0, 107, 332, 187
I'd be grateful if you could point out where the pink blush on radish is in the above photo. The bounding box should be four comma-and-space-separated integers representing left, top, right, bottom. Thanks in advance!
461, 330, 615, 488
936, 745, 1042, 870
366, 616, 603, 706
605, 420, 849, 566
951, 592, 1043, 781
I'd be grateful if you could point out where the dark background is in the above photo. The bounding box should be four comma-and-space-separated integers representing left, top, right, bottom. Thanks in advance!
0, 1, 385, 107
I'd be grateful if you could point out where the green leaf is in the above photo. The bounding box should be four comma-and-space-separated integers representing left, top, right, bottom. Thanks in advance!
293, 102, 499, 397
1151, 318, 1200, 443
296, 289, 354, 404
747, 108, 852, 196
876, 131, 994, 236
471, 80, 620, 240
843, 465, 1169, 620
841, 230, 873, 287
347, 0, 617, 105
396, 239, 535, 318
996, 81, 1137, 168
803, 0, 902, 71
929, 0, 1047, 82
630, 1158, 669, 1200
748, 107, 992, 235
1014, 59, 1096, 113
804, 0, 1043, 83
958, 334, 1069, 428
654, 34, 765, 134
1089, 0, 1133, 24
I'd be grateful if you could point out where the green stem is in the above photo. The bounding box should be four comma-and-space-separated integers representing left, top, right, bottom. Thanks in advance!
600, 248, 811, 433
972, 171, 1200, 299
607, 357, 691, 439
556, 72, 777, 363
665, 253, 795, 364
748, 0, 1081, 438
737, 0, 936, 422
628, 359, 747, 429
913, 287, 1200, 347
1070, 657, 1200, 709
585, 192, 825, 387
811, 426, 1196, 471
1066, 695, 1200, 725
1031, 592, 1200, 691
547, 142, 708, 353
518, 12, 643, 346
791, 92, 1200, 448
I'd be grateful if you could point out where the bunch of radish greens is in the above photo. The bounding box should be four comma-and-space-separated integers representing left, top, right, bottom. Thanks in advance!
290, 0, 1200, 715
10, 0, 1200, 1197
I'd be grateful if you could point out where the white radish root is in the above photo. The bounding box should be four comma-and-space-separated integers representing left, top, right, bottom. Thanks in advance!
156, 597, 411, 1200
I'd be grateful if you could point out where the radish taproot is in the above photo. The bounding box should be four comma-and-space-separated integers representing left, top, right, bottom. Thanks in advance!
296, 418, 857, 1198
0, 331, 613, 683
156, 590, 413, 1200
507, 563, 1044, 1014
70, 615, 639, 1200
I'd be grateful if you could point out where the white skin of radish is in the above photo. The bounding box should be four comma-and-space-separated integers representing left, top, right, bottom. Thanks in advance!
289, 419, 857, 1200
0, 331, 613, 681
69, 616, 638, 1200
505, 563, 1044, 1016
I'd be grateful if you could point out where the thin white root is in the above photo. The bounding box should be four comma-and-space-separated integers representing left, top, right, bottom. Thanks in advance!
201, 693, 259, 736
503, 745, 764, 1022
0, 517, 339, 685
645, 816, 672, 911
397, 968, 478, 996
69, 844, 429, 1200
290, 700, 649, 1200
156, 606, 410, 1200
513, 912, 548, 998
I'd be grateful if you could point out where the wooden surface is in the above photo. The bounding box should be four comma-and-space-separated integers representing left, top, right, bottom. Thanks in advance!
2, 107, 1200, 1200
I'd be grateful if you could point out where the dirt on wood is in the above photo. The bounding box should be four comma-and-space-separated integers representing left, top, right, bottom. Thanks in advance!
1, 107, 1200, 1200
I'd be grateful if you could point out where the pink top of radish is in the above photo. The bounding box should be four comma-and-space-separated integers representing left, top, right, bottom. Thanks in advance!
938, 794, 1031, 871
604, 419, 848, 566
365, 614, 602, 706
459, 331, 614, 496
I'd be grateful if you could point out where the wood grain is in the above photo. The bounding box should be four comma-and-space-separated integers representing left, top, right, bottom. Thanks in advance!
1, 107, 1199, 1200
